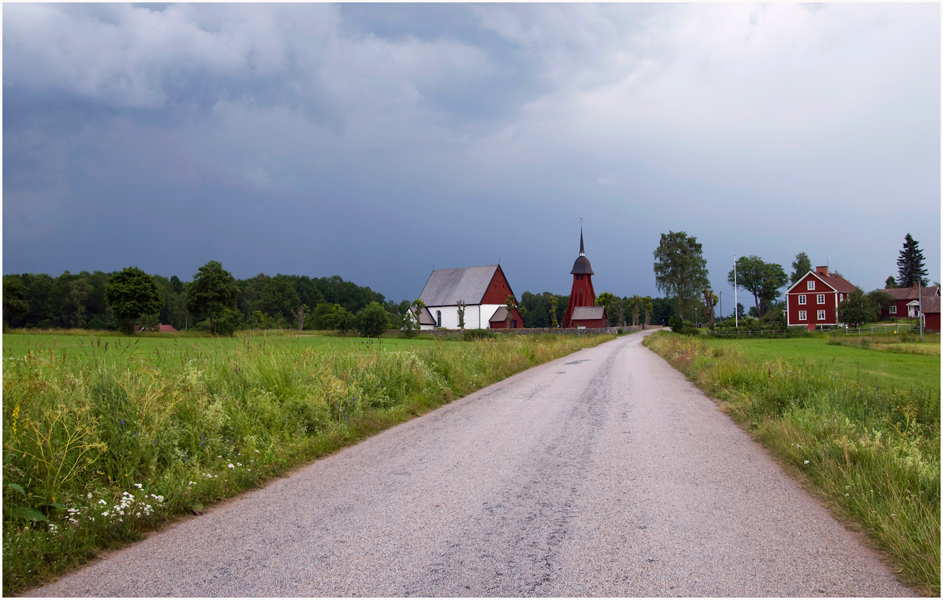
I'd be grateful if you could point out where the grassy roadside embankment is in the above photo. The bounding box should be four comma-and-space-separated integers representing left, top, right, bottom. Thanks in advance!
2, 330, 615, 594
644, 332, 940, 596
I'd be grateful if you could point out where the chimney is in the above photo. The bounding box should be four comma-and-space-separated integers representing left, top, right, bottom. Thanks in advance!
815, 266, 828, 276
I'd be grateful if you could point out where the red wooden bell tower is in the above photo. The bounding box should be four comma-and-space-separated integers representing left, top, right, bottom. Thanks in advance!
562, 227, 597, 328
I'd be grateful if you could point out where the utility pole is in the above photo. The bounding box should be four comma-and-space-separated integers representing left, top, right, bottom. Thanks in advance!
918, 278, 924, 341
719, 291, 723, 324
734, 256, 738, 328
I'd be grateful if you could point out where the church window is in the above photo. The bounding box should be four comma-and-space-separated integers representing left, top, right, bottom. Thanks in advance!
436, 310, 442, 327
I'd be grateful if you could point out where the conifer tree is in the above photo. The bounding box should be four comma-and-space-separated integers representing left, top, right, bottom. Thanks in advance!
896, 234, 928, 288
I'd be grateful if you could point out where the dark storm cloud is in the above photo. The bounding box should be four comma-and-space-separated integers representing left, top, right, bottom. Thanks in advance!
3, 3, 940, 303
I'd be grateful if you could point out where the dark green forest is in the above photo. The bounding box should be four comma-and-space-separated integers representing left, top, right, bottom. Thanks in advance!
3, 268, 674, 332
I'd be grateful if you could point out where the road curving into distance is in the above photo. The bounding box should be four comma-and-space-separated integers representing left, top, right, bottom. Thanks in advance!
28, 330, 913, 597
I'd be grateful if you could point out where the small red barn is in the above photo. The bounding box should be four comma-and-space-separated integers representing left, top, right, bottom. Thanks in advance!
922, 296, 941, 332
785, 266, 856, 331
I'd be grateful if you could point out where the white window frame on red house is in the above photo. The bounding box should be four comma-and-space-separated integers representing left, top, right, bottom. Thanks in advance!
798, 295, 807, 305
807, 280, 815, 290
817, 294, 825, 304
799, 310, 807, 321
817, 310, 826, 320
889, 305, 897, 314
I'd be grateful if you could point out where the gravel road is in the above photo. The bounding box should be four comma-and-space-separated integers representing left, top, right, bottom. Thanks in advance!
28, 331, 913, 597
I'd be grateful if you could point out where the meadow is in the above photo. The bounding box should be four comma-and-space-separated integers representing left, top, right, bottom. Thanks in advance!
2, 329, 615, 594
644, 332, 940, 596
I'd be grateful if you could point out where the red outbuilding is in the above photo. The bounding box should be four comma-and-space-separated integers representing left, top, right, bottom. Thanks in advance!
785, 266, 856, 331
921, 296, 941, 332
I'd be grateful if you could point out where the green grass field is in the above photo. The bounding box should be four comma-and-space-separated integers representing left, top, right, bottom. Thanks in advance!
2, 329, 615, 594
645, 332, 940, 596
706, 336, 940, 392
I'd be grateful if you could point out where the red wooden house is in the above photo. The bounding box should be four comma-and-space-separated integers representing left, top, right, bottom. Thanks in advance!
785, 266, 856, 331
880, 283, 940, 320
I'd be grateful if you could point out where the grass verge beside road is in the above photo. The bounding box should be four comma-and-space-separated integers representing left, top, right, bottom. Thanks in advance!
644, 332, 940, 596
2, 330, 614, 595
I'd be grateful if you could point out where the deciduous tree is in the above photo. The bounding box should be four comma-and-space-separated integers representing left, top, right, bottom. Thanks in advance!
2, 275, 29, 328
790, 252, 812, 285
185, 260, 239, 335
838, 287, 878, 328
357, 302, 390, 338
728, 256, 787, 318
105, 267, 163, 334
702, 288, 718, 328
653, 231, 709, 320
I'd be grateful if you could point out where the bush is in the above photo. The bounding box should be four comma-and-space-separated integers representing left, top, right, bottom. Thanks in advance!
356, 303, 390, 338
214, 308, 243, 336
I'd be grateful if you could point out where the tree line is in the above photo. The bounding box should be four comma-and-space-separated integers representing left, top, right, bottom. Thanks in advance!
2, 261, 397, 335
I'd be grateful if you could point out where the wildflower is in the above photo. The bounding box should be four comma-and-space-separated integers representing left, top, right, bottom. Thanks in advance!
189, 481, 196, 486
803, 460, 809, 465
228, 463, 235, 469
99, 499, 107, 505
134, 483, 143, 489
87, 493, 93, 499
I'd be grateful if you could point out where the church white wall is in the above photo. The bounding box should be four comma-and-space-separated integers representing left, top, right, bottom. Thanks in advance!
426, 304, 504, 329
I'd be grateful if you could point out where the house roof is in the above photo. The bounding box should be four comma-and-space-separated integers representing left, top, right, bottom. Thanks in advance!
883, 286, 940, 301
786, 270, 856, 294
921, 296, 940, 314
158, 324, 178, 333
419, 265, 500, 306
571, 306, 606, 321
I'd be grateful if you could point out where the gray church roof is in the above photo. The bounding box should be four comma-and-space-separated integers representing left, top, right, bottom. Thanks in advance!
571, 306, 606, 321
419, 265, 499, 307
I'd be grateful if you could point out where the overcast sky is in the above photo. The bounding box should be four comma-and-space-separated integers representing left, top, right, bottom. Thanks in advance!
3, 3, 940, 305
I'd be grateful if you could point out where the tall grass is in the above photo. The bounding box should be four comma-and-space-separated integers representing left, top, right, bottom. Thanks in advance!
2, 333, 613, 594
644, 332, 940, 596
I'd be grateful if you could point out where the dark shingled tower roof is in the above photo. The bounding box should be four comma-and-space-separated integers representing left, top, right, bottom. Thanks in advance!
570, 229, 594, 275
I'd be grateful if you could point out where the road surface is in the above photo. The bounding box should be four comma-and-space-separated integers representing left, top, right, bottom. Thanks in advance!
28, 330, 912, 596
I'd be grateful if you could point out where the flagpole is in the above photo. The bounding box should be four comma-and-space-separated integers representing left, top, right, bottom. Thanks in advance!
734, 256, 738, 328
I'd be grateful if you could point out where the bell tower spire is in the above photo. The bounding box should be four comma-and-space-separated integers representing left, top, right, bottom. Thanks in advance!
562, 221, 598, 328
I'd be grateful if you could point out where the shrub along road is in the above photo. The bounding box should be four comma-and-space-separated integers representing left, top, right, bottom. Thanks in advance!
28, 330, 912, 597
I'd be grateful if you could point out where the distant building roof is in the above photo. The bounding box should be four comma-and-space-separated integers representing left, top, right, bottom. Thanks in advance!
158, 324, 178, 333
884, 285, 940, 301
922, 296, 941, 315
489, 306, 509, 323
409, 305, 436, 326
571, 306, 606, 321
419, 265, 500, 306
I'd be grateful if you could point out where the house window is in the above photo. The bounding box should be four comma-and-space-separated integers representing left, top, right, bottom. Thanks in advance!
798, 295, 807, 305
511, 319, 517, 328
436, 310, 442, 328
799, 310, 807, 321
817, 294, 825, 304
889, 305, 897, 314
817, 310, 826, 321
807, 281, 815, 290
